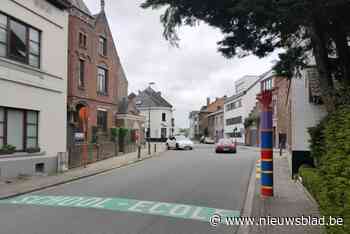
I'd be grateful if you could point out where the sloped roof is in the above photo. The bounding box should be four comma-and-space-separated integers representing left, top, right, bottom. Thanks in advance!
135, 87, 173, 108
69, 0, 91, 15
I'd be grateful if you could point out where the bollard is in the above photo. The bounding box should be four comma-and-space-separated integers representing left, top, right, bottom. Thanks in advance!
148, 141, 151, 155
137, 145, 141, 160
257, 90, 273, 197
154, 143, 157, 153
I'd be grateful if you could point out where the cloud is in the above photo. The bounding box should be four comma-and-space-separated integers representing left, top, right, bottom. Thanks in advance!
85, 0, 279, 128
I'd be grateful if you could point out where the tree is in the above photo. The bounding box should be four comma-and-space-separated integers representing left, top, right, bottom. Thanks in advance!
178, 128, 190, 137
141, 0, 350, 110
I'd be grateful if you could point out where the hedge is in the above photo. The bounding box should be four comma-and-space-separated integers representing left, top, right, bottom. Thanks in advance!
302, 106, 350, 234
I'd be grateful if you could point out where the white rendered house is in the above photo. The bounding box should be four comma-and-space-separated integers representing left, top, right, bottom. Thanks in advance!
0, 0, 69, 178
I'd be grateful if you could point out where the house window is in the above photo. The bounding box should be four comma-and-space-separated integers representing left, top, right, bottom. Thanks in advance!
162, 113, 166, 122
0, 107, 39, 151
226, 116, 243, 126
161, 128, 167, 138
97, 67, 108, 95
0, 13, 41, 68
97, 110, 107, 132
79, 32, 87, 49
261, 78, 273, 91
99, 36, 107, 56
78, 59, 85, 88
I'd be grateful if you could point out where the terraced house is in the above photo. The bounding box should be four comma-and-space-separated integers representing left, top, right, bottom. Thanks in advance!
66, 0, 129, 146
0, 0, 69, 178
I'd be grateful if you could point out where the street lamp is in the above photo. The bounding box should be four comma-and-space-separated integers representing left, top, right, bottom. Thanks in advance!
148, 82, 155, 155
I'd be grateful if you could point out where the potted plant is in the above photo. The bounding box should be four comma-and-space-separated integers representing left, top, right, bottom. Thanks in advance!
26, 147, 41, 154
0, 144, 16, 155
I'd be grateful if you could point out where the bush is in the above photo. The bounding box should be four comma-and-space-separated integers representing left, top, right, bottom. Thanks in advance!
304, 105, 350, 234
308, 118, 328, 167
299, 167, 322, 201
110, 128, 118, 142
0, 144, 16, 155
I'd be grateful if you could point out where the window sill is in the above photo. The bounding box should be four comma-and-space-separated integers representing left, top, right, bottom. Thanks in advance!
78, 86, 85, 91
0, 151, 46, 160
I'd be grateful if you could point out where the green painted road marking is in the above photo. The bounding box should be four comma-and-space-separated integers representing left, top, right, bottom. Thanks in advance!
0, 195, 240, 223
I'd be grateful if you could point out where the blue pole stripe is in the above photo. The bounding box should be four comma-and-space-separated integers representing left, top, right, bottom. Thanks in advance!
261, 173, 273, 186
261, 161, 273, 171
261, 132, 273, 148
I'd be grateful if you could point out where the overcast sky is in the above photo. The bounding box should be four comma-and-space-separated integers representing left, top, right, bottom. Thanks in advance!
85, 0, 279, 129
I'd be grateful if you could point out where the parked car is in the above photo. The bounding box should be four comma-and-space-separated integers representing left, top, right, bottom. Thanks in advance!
166, 135, 194, 150
215, 138, 237, 153
200, 136, 215, 144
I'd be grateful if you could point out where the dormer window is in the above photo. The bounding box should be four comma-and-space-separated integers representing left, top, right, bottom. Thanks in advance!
98, 36, 107, 56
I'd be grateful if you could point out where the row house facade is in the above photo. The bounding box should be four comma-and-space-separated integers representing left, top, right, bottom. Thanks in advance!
208, 109, 224, 142
67, 0, 131, 146
199, 97, 225, 139
0, 0, 69, 178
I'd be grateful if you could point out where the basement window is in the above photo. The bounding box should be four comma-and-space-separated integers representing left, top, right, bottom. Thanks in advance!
35, 163, 45, 173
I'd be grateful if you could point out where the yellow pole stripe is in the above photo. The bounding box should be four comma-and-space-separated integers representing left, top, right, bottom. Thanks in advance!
261, 159, 273, 162
261, 171, 273, 174
261, 186, 273, 190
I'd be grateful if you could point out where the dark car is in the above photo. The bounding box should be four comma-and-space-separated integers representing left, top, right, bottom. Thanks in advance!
215, 138, 237, 153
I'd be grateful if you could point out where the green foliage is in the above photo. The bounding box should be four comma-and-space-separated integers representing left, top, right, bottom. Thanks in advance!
299, 167, 322, 201
0, 144, 16, 153
110, 128, 118, 142
303, 106, 350, 233
141, 0, 350, 105
244, 116, 260, 129
308, 118, 328, 167
178, 128, 190, 137
118, 128, 129, 139
91, 126, 98, 143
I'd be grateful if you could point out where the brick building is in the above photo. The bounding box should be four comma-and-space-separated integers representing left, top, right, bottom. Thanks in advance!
67, 0, 129, 145
199, 97, 225, 138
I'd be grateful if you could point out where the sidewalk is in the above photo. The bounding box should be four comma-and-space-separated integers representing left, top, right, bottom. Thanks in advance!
0, 143, 166, 199
249, 152, 323, 234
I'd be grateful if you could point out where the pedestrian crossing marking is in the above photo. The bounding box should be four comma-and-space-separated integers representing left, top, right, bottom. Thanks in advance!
0, 195, 240, 223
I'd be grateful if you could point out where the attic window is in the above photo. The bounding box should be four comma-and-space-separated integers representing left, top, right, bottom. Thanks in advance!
99, 36, 107, 56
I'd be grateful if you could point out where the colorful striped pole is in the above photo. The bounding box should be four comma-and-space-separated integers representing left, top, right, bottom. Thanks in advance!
257, 91, 273, 197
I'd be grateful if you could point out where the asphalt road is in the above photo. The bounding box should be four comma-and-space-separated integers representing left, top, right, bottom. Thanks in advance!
0, 144, 257, 234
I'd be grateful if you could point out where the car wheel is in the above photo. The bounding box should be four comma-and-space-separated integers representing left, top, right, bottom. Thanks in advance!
166, 143, 170, 150
176, 143, 179, 150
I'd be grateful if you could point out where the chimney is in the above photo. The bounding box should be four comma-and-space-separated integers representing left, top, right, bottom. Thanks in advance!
207, 97, 210, 106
